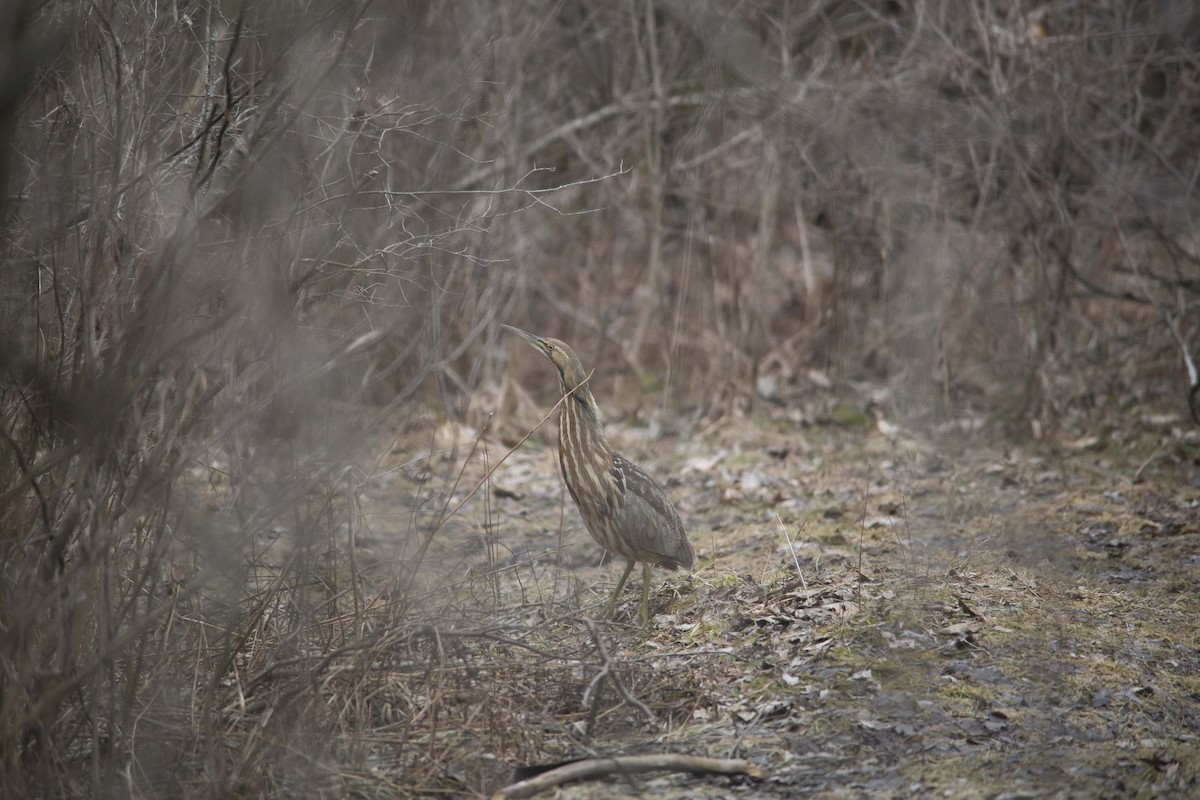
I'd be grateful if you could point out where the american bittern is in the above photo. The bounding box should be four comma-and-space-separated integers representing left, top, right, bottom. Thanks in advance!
502, 324, 694, 623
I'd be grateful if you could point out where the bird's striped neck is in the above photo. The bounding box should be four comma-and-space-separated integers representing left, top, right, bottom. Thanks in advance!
556, 384, 614, 494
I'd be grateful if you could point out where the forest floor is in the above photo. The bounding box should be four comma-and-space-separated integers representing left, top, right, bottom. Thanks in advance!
341, 400, 1200, 799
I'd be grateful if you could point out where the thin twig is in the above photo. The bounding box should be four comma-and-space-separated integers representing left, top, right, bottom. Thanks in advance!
424, 368, 595, 547
453, 93, 716, 191
856, 467, 870, 582
776, 513, 807, 592
579, 618, 655, 728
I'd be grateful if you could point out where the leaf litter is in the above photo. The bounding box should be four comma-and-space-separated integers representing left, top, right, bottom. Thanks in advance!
346, 410, 1200, 797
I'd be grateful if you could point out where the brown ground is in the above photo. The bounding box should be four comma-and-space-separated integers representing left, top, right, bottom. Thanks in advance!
326, 402, 1200, 798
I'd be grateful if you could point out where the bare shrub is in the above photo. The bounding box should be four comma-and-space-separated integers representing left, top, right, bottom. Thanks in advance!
477, 0, 1199, 430
0, 1, 555, 794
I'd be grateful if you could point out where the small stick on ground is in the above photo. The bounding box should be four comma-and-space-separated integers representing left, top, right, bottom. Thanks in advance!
491, 754, 763, 799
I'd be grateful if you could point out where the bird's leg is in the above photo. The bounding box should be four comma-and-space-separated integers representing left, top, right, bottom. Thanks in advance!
601, 559, 636, 619
639, 561, 653, 624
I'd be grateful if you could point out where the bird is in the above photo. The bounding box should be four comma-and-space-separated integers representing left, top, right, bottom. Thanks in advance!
501, 324, 694, 623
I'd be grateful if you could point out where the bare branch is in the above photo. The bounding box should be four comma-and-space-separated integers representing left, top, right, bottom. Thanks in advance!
492, 754, 763, 799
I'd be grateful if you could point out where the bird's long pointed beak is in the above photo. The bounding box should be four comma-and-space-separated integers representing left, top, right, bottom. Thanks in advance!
500, 324, 545, 351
